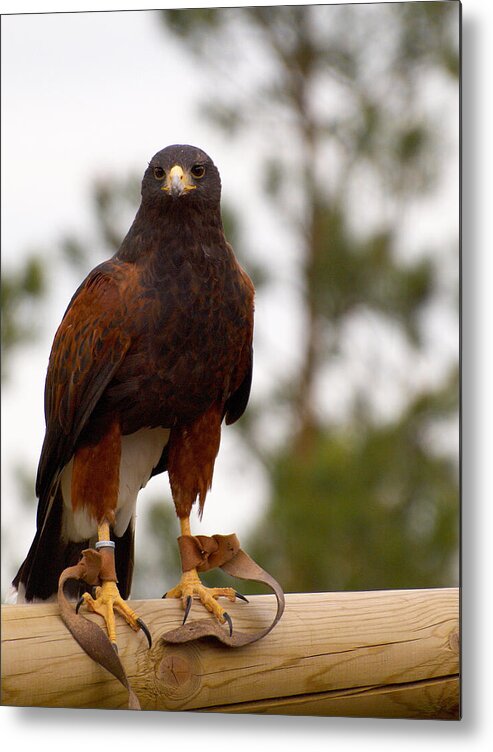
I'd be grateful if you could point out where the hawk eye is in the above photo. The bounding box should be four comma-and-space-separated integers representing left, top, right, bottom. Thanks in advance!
153, 166, 165, 180
191, 164, 205, 179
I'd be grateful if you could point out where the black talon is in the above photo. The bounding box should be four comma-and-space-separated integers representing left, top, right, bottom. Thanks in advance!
136, 617, 152, 649
112, 642, 119, 654
75, 596, 84, 614
235, 591, 249, 603
162, 592, 167, 599
182, 595, 193, 625
223, 612, 233, 637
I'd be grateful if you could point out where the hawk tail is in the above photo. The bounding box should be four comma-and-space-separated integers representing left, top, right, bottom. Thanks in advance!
11, 484, 135, 603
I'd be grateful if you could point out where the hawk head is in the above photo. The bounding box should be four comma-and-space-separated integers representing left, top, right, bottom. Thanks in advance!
142, 144, 222, 208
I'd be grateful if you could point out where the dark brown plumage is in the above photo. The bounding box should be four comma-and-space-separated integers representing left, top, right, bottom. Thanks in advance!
13, 145, 254, 619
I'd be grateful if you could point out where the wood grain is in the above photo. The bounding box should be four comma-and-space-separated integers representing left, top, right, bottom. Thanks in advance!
1, 588, 459, 719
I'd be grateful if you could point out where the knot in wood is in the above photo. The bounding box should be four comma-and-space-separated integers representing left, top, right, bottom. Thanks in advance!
156, 645, 200, 705
160, 655, 191, 688
448, 629, 460, 654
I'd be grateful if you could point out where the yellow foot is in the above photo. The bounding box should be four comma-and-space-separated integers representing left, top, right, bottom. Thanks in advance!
164, 569, 246, 635
77, 580, 152, 651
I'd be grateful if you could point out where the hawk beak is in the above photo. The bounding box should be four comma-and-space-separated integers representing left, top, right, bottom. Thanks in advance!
163, 165, 196, 197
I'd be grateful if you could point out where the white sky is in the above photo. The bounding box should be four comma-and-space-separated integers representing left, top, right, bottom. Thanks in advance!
1, 0, 493, 751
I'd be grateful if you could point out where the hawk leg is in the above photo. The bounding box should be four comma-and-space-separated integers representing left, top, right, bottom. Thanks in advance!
77, 521, 151, 652
164, 517, 239, 635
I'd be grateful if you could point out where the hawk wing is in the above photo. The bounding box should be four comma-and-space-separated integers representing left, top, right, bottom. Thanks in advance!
224, 345, 253, 425
36, 260, 132, 519
223, 261, 254, 426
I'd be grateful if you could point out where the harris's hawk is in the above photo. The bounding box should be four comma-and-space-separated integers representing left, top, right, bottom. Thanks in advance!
12, 144, 254, 647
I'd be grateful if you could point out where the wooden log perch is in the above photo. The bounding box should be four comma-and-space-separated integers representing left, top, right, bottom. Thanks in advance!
1, 588, 459, 719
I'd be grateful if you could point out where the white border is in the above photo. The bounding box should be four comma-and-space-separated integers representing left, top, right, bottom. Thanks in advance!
2, 0, 491, 747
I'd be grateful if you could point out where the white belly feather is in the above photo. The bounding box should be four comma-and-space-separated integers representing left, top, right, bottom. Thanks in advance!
60, 426, 170, 541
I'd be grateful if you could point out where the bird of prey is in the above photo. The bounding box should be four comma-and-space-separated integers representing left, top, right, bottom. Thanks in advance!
12, 144, 254, 648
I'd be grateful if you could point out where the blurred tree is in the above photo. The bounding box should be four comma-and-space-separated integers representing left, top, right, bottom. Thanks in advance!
159, 2, 459, 591
1, 256, 45, 381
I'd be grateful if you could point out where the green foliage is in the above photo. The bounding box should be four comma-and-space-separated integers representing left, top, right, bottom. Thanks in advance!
311, 203, 434, 344
92, 174, 141, 254
61, 172, 142, 274
250, 370, 458, 593
396, 1, 460, 78
1, 255, 45, 379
